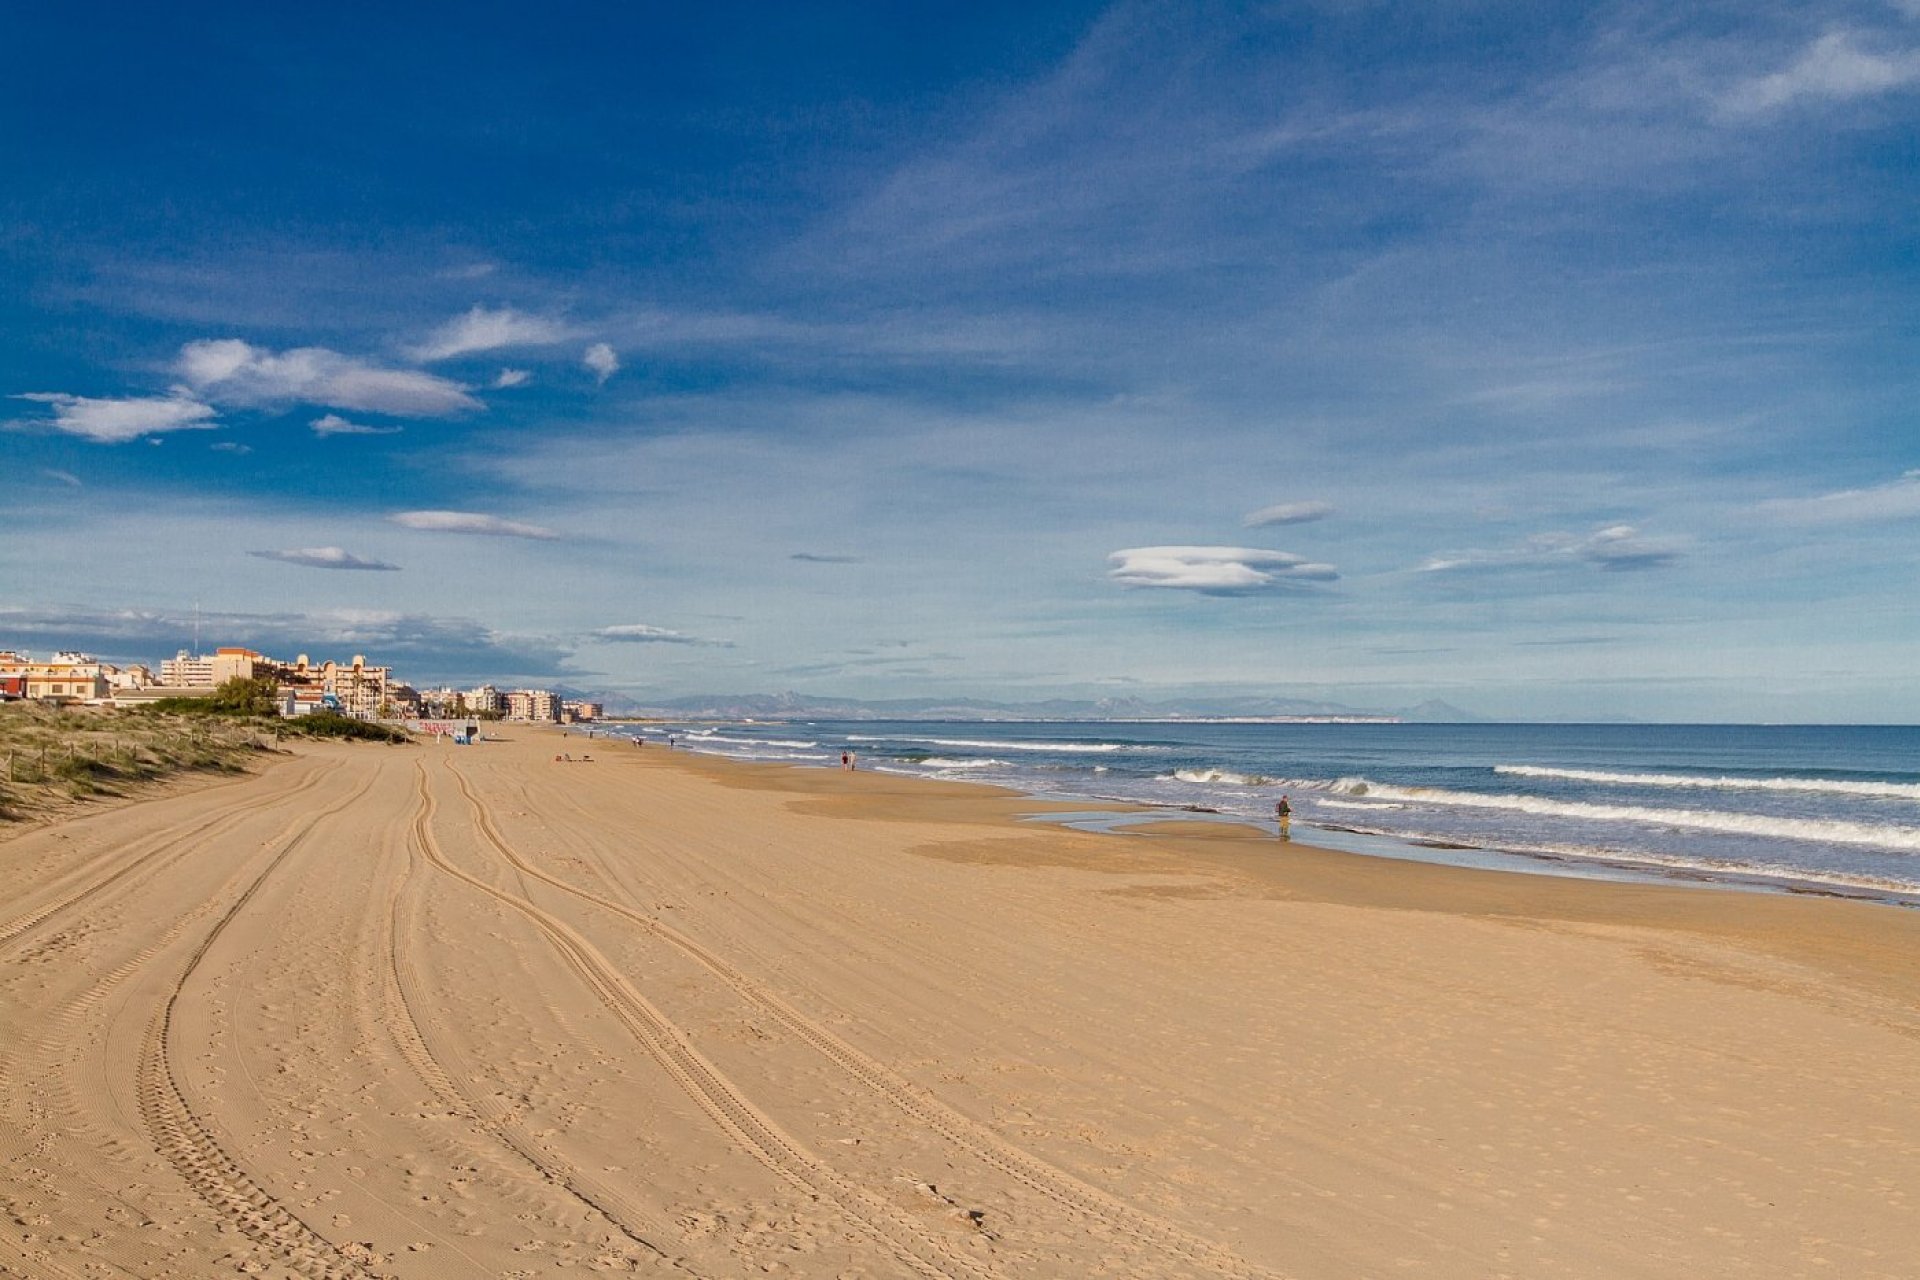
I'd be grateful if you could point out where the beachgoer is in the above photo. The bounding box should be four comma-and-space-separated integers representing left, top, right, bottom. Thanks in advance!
1275, 795, 1292, 838
841, 751, 850, 770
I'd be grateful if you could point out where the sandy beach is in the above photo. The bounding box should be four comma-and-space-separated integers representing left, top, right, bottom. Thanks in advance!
3, 729, 1917, 1279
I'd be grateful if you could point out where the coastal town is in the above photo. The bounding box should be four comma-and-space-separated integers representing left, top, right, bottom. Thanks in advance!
0, 645, 601, 724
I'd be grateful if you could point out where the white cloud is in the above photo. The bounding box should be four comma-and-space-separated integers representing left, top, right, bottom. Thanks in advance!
248, 546, 400, 571
410, 306, 571, 361
177, 338, 480, 416
583, 342, 620, 384
1759, 469, 1920, 523
42, 468, 82, 487
1108, 545, 1339, 595
1243, 500, 1334, 528
210, 441, 252, 454
1421, 524, 1682, 574
594, 623, 731, 647
389, 509, 560, 540
15, 391, 218, 443
492, 368, 532, 389
311, 413, 403, 437
1721, 30, 1920, 116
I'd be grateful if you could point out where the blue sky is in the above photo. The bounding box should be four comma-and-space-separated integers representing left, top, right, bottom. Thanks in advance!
3, 1, 1917, 720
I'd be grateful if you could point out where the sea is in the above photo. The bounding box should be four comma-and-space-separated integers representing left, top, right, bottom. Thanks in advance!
593, 720, 1920, 905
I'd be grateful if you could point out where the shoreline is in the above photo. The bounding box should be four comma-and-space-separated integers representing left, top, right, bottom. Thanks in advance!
634, 732, 1920, 1009
606, 721, 1920, 910
7, 726, 1918, 1277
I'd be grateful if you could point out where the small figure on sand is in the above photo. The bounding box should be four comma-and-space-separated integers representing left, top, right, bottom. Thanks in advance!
841, 751, 851, 770
1275, 795, 1292, 840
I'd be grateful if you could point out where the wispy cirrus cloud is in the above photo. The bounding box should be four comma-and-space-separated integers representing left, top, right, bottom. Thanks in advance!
15, 391, 218, 443
492, 368, 531, 389
1720, 29, 1920, 118
1420, 524, 1682, 574
247, 546, 400, 571
311, 413, 403, 437
42, 468, 82, 487
409, 306, 573, 361
1108, 545, 1338, 595
593, 623, 732, 647
791, 552, 862, 564
178, 338, 480, 416
1758, 469, 1920, 523
1243, 500, 1334, 528
389, 509, 559, 539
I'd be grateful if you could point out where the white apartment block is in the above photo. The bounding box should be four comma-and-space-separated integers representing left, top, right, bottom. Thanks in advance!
505, 689, 560, 722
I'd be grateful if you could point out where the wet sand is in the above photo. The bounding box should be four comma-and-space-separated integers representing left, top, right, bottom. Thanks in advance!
3, 727, 1917, 1277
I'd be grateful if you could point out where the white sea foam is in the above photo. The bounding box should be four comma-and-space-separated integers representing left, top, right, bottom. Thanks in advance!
910, 740, 1136, 752
1326, 780, 1920, 851
1170, 767, 1274, 786
1495, 764, 1920, 801
695, 733, 819, 748
919, 757, 1005, 769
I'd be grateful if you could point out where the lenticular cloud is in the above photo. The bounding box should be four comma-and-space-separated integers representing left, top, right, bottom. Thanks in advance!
1108, 546, 1338, 594
389, 510, 559, 540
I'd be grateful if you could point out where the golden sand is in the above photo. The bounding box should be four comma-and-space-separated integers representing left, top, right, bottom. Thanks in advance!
3, 728, 1916, 1277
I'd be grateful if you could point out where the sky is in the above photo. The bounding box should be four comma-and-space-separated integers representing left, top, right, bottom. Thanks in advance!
3, 1, 1917, 721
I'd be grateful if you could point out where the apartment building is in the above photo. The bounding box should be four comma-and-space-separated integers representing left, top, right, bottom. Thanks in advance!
160, 650, 217, 686
287, 653, 393, 718
505, 689, 560, 722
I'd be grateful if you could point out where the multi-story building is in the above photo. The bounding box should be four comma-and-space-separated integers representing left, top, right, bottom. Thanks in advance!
286, 653, 392, 718
12, 651, 114, 702
561, 700, 603, 723
505, 689, 560, 722
466, 684, 504, 716
108, 664, 156, 691
160, 650, 217, 686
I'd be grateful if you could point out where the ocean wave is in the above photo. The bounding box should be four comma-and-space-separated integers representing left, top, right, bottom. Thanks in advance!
694, 733, 820, 748
1170, 768, 1275, 786
845, 734, 1146, 753
919, 757, 1006, 770
1494, 764, 1920, 802
1327, 780, 1920, 851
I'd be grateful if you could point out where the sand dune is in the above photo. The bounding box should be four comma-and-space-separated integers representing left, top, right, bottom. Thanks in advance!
3, 729, 1917, 1277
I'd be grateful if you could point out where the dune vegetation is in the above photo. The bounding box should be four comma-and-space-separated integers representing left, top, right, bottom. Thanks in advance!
0, 690, 409, 823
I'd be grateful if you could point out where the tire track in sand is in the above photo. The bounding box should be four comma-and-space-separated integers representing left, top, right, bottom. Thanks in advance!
454, 756, 1286, 1280
380, 780, 700, 1273
135, 769, 387, 1280
413, 761, 1002, 1280
0, 757, 335, 955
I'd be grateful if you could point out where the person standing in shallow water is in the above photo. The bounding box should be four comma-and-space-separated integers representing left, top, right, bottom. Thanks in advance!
1275, 795, 1292, 840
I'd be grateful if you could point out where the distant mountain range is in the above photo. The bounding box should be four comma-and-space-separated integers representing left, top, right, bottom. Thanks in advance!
562, 688, 1483, 723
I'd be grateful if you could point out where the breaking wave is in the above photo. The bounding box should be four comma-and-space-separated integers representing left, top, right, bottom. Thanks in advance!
1327, 780, 1920, 851
1494, 764, 1920, 802
1169, 768, 1275, 786
848, 735, 1143, 754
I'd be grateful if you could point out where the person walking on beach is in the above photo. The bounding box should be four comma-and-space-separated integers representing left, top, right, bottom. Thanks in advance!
1275, 795, 1292, 840
841, 751, 851, 770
